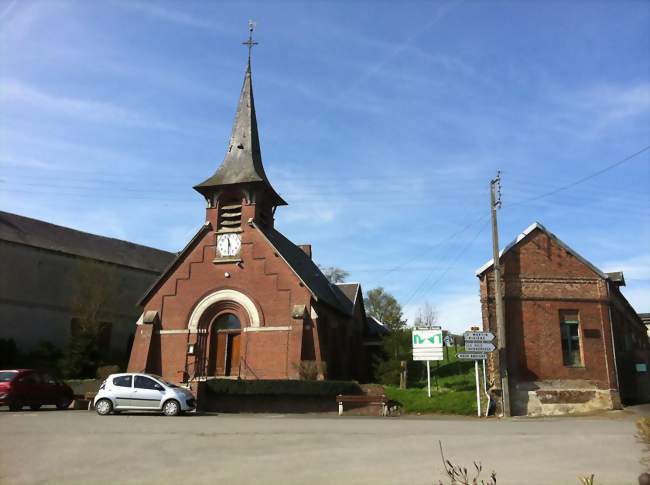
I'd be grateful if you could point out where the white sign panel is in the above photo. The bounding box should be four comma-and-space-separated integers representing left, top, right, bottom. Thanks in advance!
463, 331, 495, 342
465, 341, 496, 352
412, 329, 444, 361
457, 352, 488, 360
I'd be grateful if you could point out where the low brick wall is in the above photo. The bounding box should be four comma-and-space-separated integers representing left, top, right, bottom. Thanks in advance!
198, 392, 337, 413
198, 380, 385, 415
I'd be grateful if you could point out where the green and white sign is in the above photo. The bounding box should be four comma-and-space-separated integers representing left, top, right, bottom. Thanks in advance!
412, 329, 444, 361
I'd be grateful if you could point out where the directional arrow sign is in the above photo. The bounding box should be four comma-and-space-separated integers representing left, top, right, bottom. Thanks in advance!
457, 352, 488, 360
465, 341, 495, 352
463, 331, 495, 342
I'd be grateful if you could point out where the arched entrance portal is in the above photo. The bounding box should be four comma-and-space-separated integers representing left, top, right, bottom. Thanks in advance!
207, 313, 242, 376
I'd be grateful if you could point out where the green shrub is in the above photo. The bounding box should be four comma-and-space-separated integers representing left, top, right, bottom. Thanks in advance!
206, 379, 362, 397
293, 360, 326, 380
64, 379, 103, 395
96, 365, 120, 380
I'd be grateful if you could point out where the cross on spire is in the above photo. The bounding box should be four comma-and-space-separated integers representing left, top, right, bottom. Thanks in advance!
242, 20, 258, 63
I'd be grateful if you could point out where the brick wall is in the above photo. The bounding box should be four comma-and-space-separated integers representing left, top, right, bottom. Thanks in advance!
478, 227, 628, 414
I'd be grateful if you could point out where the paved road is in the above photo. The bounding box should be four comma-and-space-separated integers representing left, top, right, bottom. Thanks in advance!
0, 408, 646, 485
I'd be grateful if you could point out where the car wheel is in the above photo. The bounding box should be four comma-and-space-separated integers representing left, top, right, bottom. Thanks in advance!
56, 397, 72, 410
162, 399, 180, 416
95, 399, 113, 416
8, 400, 22, 412
30, 404, 42, 411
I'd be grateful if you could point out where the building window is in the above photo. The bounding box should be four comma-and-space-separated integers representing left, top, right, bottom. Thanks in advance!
560, 311, 582, 366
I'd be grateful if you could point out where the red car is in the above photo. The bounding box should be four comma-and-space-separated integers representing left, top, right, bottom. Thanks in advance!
0, 369, 74, 411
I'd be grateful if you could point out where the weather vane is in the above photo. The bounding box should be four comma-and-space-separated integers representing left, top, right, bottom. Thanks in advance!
242, 20, 258, 62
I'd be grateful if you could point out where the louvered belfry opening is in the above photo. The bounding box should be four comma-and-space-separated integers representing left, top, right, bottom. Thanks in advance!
218, 199, 242, 231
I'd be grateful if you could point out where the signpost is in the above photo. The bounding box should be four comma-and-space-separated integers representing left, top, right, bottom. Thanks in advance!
465, 342, 496, 352
461, 330, 496, 417
412, 328, 443, 398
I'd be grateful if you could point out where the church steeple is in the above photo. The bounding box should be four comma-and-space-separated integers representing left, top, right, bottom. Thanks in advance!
194, 23, 286, 208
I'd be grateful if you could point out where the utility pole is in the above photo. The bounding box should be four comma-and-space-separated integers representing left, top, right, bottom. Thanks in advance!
490, 171, 510, 417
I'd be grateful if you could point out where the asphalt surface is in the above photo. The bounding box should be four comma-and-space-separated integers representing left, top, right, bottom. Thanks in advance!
0, 407, 646, 485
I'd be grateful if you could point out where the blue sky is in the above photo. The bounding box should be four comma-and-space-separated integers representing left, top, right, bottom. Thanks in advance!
1, 0, 648, 333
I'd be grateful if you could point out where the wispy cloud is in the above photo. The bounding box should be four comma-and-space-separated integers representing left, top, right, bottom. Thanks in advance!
0, 79, 183, 131
603, 254, 650, 281
114, 1, 222, 31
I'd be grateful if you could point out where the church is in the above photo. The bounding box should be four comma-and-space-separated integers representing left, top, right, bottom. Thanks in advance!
127, 33, 384, 385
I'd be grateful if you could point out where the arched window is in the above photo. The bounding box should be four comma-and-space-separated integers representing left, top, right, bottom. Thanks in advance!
214, 313, 241, 331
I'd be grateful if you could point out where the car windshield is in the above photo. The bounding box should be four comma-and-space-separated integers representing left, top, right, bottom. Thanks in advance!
0, 371, 18, 382
149, 375, 179, 388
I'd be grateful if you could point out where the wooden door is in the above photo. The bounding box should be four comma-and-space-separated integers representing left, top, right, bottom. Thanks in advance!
227, 333, 241, 376
215, 333, 227, 376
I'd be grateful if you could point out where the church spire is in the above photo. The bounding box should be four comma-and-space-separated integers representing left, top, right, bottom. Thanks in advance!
194, 22, 286, 206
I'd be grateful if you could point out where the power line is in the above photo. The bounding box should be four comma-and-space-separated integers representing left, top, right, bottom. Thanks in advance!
401, 217, 490, 308
510, 144, 650, 206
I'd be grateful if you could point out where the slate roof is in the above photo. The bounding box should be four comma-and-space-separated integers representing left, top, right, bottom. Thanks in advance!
0, 210, 175, 273
335, 283, 360, 305
475, 221, 610, 280
366, 315, 390, 337
194, 60, 286, 206
253, 222, 353, 315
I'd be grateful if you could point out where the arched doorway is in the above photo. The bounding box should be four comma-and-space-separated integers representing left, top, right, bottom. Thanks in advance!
207, 313, 242, 377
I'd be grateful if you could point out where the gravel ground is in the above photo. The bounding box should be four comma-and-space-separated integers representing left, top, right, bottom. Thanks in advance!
0, 407, 646, 485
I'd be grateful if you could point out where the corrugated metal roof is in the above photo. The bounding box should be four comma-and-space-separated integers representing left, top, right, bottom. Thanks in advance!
0, 210, 174, 273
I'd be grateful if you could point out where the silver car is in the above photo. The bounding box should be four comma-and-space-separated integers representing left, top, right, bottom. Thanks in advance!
93, 373, 195, 416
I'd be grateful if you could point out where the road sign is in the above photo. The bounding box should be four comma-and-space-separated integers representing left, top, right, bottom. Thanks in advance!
463, 331, 495, 342
457, 352, 488, 360
412, 329, 443, 361
443, 335, 454, 347
465, 341, 496, 352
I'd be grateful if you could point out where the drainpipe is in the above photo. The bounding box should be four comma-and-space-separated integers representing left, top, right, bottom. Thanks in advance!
606, 282, 620, 394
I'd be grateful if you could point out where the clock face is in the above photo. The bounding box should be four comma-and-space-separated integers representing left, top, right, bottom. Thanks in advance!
217, 233, 241, 257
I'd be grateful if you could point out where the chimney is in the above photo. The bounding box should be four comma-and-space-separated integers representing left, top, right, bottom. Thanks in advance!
298, 244, 312, 259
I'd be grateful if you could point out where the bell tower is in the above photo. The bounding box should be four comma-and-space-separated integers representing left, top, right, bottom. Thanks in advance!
194, 22, 286, 262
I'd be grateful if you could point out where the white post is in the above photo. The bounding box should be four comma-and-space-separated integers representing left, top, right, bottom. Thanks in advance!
475, 360, 481, 417
426, 360, 431, 398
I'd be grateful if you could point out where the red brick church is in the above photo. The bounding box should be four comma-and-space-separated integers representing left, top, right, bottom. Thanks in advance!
127, 41, 382, 384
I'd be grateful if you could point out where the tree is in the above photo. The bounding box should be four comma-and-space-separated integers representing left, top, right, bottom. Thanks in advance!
60, 260, 118, 378
364, 287, 406, 331
413, 302, 438, 328
319, 265, 349, 284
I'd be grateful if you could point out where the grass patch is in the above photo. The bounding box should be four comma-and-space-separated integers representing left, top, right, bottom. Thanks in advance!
382, 344, 486, 415
385, 386, 476, 415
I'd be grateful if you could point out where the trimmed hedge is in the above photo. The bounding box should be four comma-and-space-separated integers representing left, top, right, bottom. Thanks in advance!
206, 379, 362, 397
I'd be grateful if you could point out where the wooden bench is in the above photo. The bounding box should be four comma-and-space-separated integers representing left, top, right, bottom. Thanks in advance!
336, 394, 389, 416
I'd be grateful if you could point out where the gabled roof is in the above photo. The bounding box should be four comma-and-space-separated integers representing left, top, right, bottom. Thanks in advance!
475, 222, 609, 279
139, 222, 212, 305
366, 315, 390, 337
193, 60, 286, 206
253, 222, 353, 315
335, 282, 360, 306
0, 210, 174, 273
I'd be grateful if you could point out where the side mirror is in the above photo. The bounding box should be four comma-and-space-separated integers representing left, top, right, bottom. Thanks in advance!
155, 384, 164, 391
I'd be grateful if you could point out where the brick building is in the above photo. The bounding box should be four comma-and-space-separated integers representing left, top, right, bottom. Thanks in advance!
477, 222, 650, 415
127, 57, 376, 384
